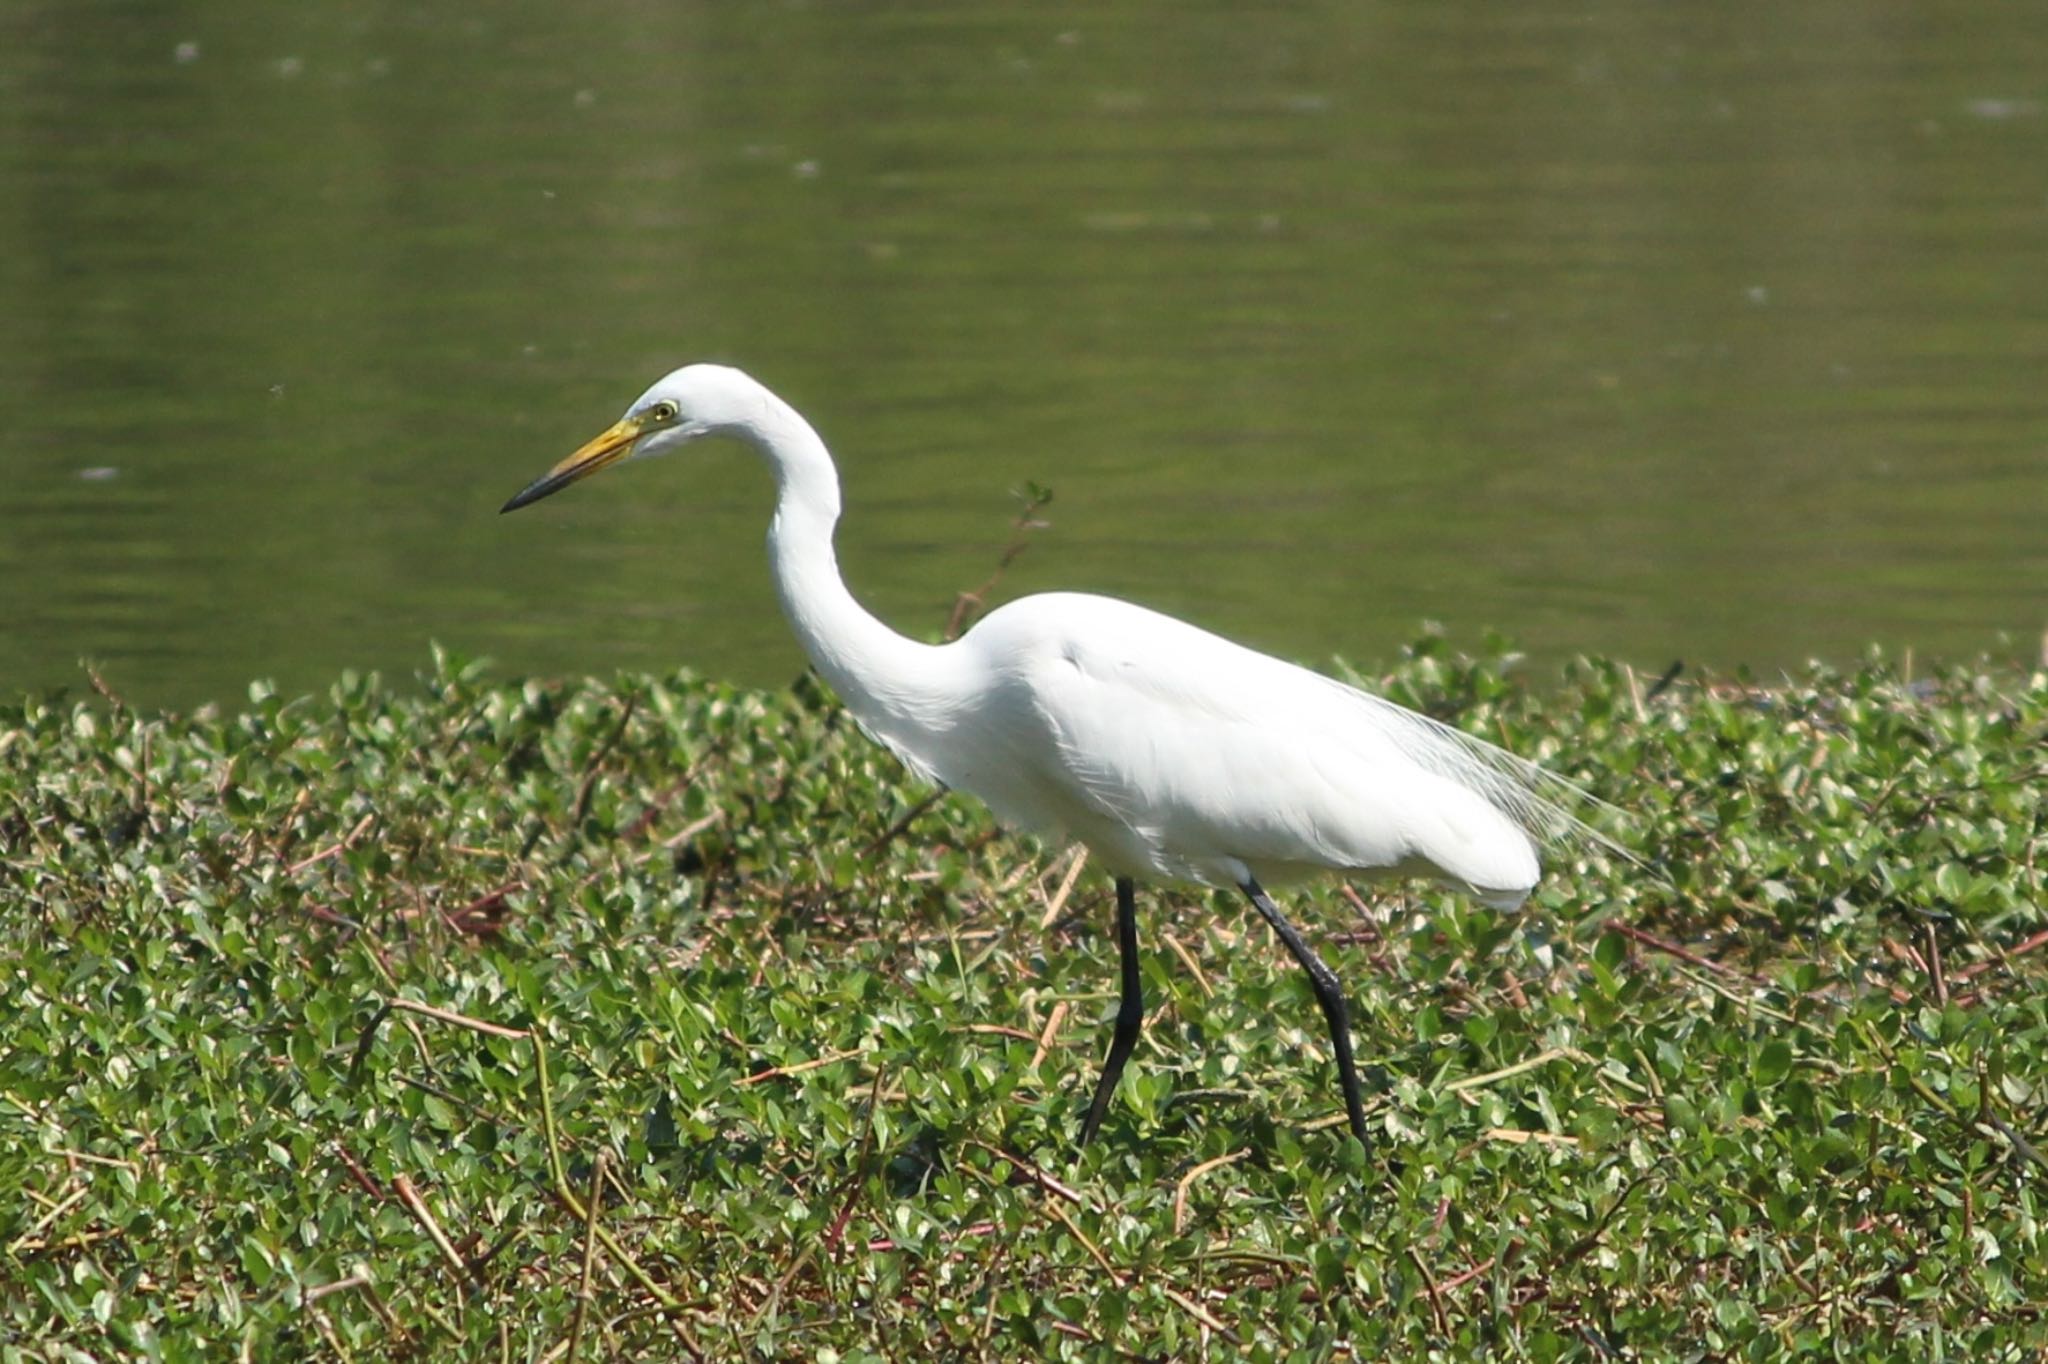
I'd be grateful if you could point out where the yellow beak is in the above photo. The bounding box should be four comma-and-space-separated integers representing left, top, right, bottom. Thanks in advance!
501, 416, 644, 513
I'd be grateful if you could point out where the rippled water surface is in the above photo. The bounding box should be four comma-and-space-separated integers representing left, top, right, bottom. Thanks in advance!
5, 1, 2045, 708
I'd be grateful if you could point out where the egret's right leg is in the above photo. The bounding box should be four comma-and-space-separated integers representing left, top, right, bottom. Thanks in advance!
1079, 876, 1143, 1145
1242, 877, 1370, 1142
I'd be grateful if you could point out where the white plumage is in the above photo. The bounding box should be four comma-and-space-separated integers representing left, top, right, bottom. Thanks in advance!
504, 363, 1612, 1146
881, 592, 1547, 902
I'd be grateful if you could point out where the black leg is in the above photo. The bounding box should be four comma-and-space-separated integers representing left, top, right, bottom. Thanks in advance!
1080, 876, 1144, 1145
1241, 876, 1369, 1142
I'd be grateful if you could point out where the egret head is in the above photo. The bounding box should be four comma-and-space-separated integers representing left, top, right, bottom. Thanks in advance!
500, 364, 759, 512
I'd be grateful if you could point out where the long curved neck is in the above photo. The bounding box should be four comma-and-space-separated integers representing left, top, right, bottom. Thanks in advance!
738, 394, 945, 721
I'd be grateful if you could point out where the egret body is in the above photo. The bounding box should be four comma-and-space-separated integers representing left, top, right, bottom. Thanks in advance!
503, 364, 1604, 1144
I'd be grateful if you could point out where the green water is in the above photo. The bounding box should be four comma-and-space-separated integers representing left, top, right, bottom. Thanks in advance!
5, 1, 2045, 710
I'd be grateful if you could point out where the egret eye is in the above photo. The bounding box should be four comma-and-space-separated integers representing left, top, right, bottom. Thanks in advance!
646, 401, 679, 424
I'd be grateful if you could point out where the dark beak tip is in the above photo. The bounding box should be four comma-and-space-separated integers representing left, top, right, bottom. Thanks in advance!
500, 473, 564, 514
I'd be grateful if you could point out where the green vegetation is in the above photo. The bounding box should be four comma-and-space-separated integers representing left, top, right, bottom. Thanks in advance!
4, 638, 2045, 1360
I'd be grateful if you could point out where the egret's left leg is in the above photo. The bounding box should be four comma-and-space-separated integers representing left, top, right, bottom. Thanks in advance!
1079, 876, 1144, 1146
1241, 877, 1370, 1142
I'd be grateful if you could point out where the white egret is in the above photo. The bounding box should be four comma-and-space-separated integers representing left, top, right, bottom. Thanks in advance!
503, 364, 1611, 1146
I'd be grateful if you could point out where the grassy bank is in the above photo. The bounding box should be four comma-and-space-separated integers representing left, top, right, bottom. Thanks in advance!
3, 640, 2045, 1360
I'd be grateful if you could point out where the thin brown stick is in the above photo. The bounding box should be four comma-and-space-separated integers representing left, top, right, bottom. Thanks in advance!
46, 1148, 136, 1171
1172, 1150, 1250, 1234
610, 744, 723, 845
444, 881, 522, 937
287, 812, 378, 876
1986, 1114, 2048, 1173
965, 1140, 1087, 1207
271, 787, 314, 863
305, 1271, 372, 1304
1611, 923, 1758, 982
333, 1142, 388, 1202
1952, 926, 2048, 982
660, 810, 726, 851
960, 1024, 1041, 1043
1483, 1128, 1580, 1147
945, 485, 1054, 640
1557, 1173, 1656, 1265
1445, 1047, 1577, 1094
565, 1151, 608, 1362
1160, 1285, 1231, 1334
304, 1304, 348, 1358
861, 790, 947, 860
822, 1068, 888, 1252
1927, 920, 1948, 1007
1336, 884, 1389, 953
385, 997, 530, 1040
1436, 1255, 1499, 1294
994, 852, 1043, 894
1039, 848, 1090, 929
392, 1176, 474, 1290
737, 1048, 862, 1087
5, 1185, 89, 1256
1407, 1247, 1450, 1334
1041, 1198, 1121, 1286
1162, 930, 1212, 997
1029, 1001, 1070, 1071
85, 664, 128, 712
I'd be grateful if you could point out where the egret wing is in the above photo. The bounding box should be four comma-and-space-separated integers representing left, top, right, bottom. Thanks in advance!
974, 595, 1599, 895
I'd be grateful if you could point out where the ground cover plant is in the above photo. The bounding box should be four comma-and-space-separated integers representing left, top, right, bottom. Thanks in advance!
3, 630, 2046, 1360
